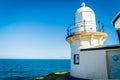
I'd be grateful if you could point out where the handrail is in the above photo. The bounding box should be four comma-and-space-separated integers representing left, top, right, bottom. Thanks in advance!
67, 21, 104, 37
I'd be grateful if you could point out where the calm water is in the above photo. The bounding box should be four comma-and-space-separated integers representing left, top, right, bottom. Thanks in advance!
0, 59, 70, 80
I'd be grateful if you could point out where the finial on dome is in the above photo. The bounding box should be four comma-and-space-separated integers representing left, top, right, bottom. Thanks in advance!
82, 2, 86, 7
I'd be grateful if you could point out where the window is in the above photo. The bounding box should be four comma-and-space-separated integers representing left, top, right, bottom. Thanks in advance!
74, 54, 79, 65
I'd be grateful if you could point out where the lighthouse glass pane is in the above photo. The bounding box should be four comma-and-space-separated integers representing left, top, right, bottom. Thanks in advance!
75, 13, 82, 23
107, 50, 120, 79
83, 12, 91, 21
74, 54, 79, 65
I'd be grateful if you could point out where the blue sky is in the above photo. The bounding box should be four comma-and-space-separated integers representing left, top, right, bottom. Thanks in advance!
0, 0, 119, 59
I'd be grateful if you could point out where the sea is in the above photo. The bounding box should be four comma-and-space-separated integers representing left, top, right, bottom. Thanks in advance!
0, 59, 70, 80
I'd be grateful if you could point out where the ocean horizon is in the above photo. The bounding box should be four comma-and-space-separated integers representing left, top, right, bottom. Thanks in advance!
0, 59, 70, 80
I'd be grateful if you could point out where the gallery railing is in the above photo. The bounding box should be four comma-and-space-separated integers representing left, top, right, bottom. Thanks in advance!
67, 21, 104, 37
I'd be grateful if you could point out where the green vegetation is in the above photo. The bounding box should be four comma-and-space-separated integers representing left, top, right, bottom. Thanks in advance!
35, 72, 70, 80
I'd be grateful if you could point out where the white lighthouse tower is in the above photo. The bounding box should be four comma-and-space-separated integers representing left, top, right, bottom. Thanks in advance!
66, 2, 110, 79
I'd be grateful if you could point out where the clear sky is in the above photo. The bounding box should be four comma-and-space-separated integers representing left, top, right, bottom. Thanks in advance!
0, 0, 119, 59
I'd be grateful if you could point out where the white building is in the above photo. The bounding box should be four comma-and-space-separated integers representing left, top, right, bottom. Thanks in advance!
66, 2, 120, 79
112, 12, 120, 44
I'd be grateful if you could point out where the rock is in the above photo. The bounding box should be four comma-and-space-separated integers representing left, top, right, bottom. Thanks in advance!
56, 75, 70, 80
35, 77, 44, 80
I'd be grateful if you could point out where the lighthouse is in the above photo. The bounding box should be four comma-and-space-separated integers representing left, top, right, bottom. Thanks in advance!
67, 2, 107, 49
66, 2, 120, 79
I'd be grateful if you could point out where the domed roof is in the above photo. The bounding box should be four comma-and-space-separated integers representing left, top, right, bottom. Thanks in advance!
76, 2, 94, 14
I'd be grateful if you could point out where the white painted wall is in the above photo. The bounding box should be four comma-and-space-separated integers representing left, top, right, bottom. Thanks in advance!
71, 50, 108, 79
80, 38, 99, 49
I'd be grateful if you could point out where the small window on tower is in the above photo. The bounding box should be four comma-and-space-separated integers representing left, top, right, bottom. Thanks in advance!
74, 54, 79, 65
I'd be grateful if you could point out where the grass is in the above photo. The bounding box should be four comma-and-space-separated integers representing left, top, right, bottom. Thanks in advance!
35, 72, 70, 80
